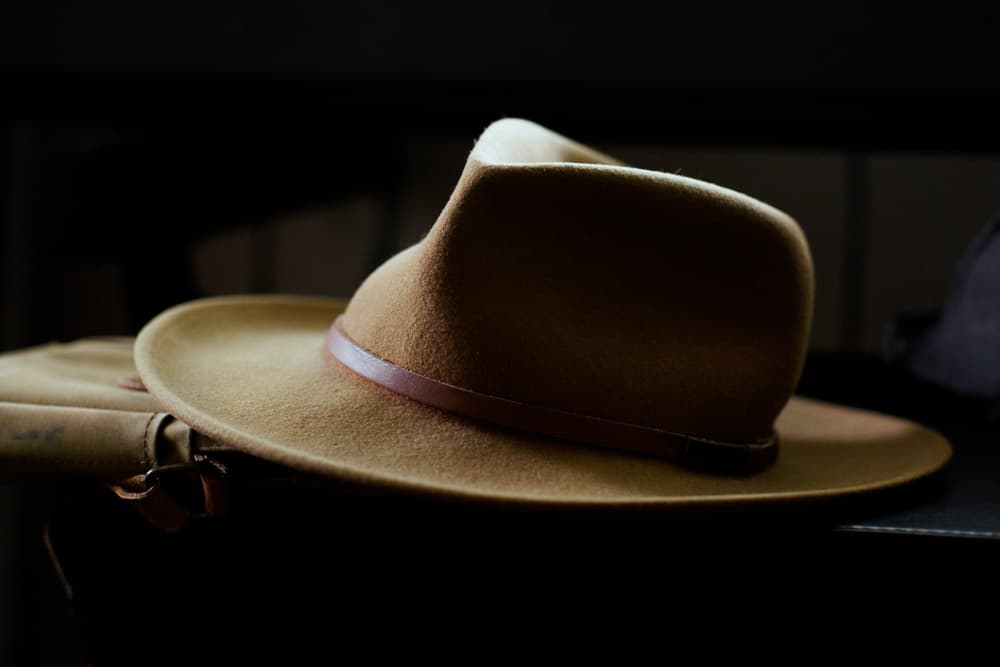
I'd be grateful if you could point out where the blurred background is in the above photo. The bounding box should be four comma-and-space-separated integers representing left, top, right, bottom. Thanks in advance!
4, 2, 1000, 662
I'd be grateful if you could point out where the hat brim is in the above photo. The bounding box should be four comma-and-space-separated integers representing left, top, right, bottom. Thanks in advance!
134, 295, 952, 508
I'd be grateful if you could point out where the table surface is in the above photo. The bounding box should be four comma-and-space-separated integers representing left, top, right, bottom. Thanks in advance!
843, 439, 1000, 540
795, 353, 1000, 541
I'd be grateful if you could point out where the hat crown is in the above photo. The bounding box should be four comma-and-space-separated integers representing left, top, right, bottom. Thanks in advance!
341, 119, 813, 444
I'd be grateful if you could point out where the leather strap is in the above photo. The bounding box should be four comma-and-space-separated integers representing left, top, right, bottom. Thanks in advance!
326, 317, 778, 471
111, 455, 230, 532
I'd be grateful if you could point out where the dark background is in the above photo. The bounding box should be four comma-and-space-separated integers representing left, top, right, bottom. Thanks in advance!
4, 2, 1000, 661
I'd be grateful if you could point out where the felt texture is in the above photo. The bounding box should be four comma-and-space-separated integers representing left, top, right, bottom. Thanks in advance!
132, 119, 951, 506
342, 119, 812, 443
135, 296, 951, 506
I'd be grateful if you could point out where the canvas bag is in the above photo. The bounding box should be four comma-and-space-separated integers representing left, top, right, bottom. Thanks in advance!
0, 337, 243, 530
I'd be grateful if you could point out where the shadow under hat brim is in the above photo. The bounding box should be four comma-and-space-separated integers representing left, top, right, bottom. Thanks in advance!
134, 295, 952, 508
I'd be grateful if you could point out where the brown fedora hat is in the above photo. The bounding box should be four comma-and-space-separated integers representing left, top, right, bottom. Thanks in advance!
134, 119, 951, 508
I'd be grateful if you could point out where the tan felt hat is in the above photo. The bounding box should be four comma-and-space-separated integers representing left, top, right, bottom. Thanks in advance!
134, 119, 951, 508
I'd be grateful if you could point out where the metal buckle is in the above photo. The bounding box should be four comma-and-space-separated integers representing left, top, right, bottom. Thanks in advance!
122, 455, 230, 530
143, 456, 227, 488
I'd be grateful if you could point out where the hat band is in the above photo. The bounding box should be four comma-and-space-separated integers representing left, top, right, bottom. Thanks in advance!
325, 317, 777, 472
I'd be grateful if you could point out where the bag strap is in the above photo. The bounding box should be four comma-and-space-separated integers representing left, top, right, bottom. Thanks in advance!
110, 454, 230, 531
0, 400, 238, 530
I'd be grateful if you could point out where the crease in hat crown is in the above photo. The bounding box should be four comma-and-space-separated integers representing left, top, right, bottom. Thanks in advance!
338, 118, 814, 452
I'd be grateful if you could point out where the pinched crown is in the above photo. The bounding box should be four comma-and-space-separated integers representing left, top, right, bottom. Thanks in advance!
340, 119, 813, 447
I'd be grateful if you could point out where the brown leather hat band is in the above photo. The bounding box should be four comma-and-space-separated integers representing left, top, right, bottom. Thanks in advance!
326, 317, 777, 471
